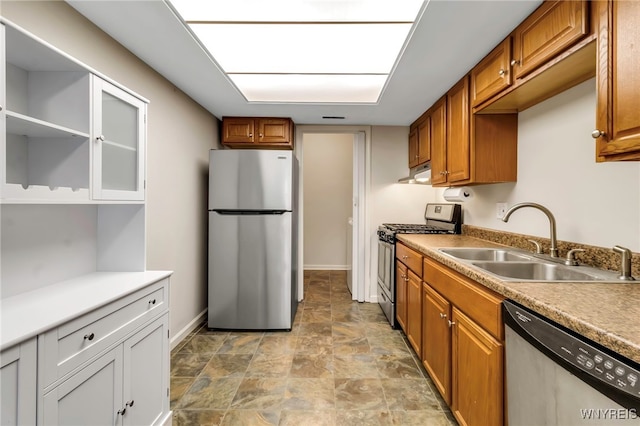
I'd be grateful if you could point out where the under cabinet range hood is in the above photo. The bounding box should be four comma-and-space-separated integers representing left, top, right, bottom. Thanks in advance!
398, 162, 431, 184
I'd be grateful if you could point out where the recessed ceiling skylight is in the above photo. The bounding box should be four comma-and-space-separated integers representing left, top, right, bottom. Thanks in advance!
169, 0, 425, 104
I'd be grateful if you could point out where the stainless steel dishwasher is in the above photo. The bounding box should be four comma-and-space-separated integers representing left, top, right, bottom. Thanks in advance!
503, 300, 640, 425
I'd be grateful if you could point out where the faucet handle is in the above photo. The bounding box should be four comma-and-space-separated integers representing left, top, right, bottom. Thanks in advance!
564, 249, 585, 266
527, 239, 543, 254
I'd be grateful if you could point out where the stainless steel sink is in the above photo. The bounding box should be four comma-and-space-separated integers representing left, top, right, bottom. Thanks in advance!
438, 247, 622, 282
470, 261, 603, 281
439, 248, 533, 262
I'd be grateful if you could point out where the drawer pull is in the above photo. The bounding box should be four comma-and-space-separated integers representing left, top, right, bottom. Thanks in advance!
84, 333, 95, 341
149, 299, 157, 305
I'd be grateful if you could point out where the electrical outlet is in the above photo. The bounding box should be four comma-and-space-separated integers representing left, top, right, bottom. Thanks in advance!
496, 203, 508, 219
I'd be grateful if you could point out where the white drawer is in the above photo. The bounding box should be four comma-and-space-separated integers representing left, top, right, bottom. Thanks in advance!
39, 278, 168, 390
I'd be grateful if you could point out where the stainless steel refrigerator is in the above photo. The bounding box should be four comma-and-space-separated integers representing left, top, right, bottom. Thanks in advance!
208, 149, 298, 330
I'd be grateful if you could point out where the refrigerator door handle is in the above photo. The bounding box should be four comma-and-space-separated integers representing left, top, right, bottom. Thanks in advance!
213, 210, 288, 215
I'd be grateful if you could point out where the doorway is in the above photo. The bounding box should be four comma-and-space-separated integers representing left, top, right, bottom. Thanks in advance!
295, 126, 370, 303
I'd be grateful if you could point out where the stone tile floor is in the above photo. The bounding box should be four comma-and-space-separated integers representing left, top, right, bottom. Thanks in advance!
171, 270, 458, 425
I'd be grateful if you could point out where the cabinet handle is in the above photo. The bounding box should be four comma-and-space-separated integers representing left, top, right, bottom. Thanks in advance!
96, 135, 105, 142
84, 333, 95, 341
439, 313, 447, 319
510, 59, 520, 66
259, 133, 263, 138
249, 133, 253, 137
117, 408, 126, 416
498, 69, 506, 77
126, 400, 135, 407
402, 255, 408, 259
404, 276, 409, 282
149, 299, 156, 305
0, 105, 3, 111
591, 129, 606, 139
447, 320, 456, 327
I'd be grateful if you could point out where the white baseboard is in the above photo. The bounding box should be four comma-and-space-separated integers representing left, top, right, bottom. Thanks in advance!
304, 265, 350, 270
170, 308, 207, 350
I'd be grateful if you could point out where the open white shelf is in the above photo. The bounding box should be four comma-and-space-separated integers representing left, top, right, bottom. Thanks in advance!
2, 183, 89, 202
7, 111, 90, 139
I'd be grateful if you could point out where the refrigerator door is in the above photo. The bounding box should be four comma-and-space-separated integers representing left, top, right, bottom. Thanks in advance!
208, 211, 294, 330
209, 150, 293, 211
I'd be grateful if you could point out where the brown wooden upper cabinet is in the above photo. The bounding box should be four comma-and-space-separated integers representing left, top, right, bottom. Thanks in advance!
594, 0, 640, 161
408, 114, 431, 168
222, 117, 294, 149
431, 75, 518, 187
512, 0, 589, 80
473, 0, 595, 114
471, 38, 513, 107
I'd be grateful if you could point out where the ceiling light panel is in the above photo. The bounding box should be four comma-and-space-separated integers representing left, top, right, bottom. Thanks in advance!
168, 0, 426, 104
170, 0, 425, 22
190, 23, 412, 74
229, 74, 387, 103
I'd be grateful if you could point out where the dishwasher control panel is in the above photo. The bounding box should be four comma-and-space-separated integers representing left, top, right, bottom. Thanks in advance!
504, 300, 640, 401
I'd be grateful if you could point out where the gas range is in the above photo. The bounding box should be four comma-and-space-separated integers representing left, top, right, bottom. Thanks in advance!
376, 203, 462, 329
377, 203, 462, 243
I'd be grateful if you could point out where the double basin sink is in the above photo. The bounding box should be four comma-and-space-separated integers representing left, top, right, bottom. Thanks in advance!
438, 248, 621, 282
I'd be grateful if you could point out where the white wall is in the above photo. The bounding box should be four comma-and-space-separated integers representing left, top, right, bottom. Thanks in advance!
436, 78, 640, 252
2, 2, 219, 341
369, 126, 438, 301
303, 133, 353, 269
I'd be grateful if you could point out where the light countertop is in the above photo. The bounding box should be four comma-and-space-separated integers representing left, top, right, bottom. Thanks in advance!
397, 234, 640, 364
0, 270, 172, 351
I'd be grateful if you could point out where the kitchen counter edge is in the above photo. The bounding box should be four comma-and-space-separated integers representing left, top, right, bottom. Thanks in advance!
397, 234, 640, 365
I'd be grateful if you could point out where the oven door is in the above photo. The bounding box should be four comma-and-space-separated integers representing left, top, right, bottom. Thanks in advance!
377, 239, 394, 299
377, 237, 396, 328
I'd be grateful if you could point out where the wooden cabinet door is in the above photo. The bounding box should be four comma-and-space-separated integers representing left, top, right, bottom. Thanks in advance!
257, 118, 291, 146
471, 37, 513, 107
430, 97, 447, 185
513, 0, 589, 80
446, 75, 471, 184
42, 347, 123, 426
1, 340, 37, 426
395, 261, 408, 332
408, 127, 419, 168
595, 0, 640, 161
122, 315, 169, 426
451, 308, 503, 426
421, 283, 451, 405
417, 118, 431, 165
222, 117, 255, 144
406, 269, 422, 357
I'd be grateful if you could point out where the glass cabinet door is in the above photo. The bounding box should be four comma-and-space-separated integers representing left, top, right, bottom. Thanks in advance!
92, 77, 145, 201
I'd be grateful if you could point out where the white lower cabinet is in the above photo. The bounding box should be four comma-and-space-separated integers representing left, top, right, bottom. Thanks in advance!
43, 346, 122, 426
122, 316, 169, 426
41, 314, 169, 426
0, 339, 37, 426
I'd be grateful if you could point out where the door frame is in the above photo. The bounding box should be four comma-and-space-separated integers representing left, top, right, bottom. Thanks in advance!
294, 125, 372, 303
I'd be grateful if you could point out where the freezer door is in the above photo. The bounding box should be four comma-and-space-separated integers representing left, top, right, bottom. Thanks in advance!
209, 150, 293, 211
208, 211, 293, 330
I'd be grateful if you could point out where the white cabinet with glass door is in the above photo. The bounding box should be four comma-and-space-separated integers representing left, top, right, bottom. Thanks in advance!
92, 78, 145, 201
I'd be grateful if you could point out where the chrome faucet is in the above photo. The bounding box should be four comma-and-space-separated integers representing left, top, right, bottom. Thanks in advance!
502, 202, 559, 258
